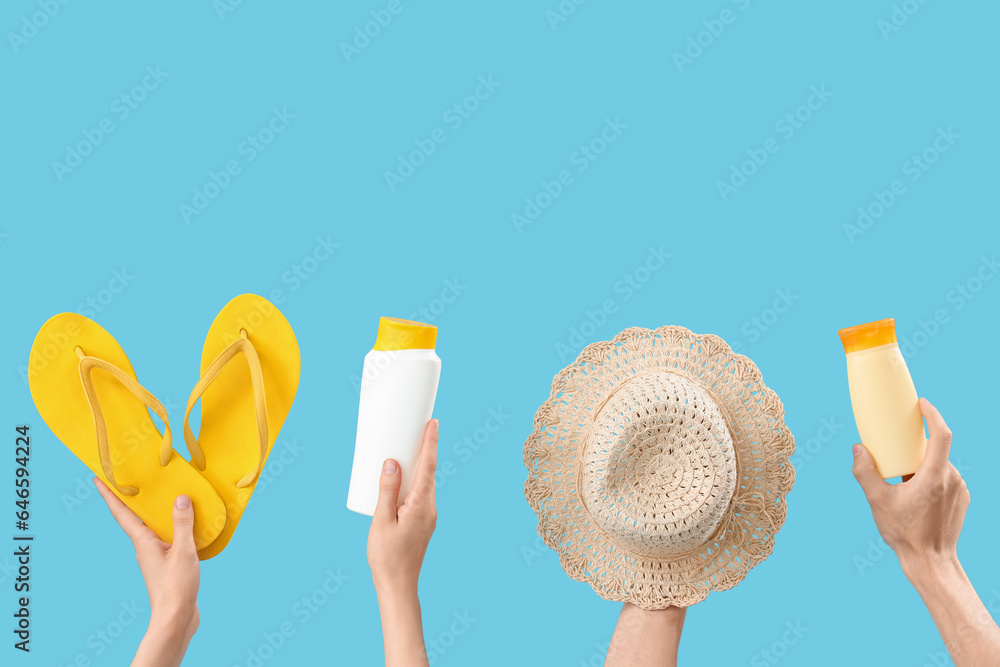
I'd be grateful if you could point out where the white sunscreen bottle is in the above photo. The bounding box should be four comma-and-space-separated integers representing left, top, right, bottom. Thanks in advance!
347, 317, 441, 516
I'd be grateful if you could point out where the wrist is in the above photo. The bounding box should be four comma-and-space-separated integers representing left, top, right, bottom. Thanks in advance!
625, 602, 686, 622
900, 550, 963, 592
149, 603, 198, 639
620, 602, 687, 639
374, 580, 423, 639
373, 574, 420, 604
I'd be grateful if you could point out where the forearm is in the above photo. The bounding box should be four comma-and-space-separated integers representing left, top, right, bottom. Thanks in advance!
131, 609, 197, 667
904, 554, 1000, 667
376, 582, 429, 667
605, 602, 686, 667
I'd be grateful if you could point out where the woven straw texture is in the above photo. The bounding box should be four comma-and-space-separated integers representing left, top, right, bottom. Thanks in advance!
523, 326, 795, 609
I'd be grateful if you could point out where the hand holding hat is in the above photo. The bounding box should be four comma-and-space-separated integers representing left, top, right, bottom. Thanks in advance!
524, 326, 796, 609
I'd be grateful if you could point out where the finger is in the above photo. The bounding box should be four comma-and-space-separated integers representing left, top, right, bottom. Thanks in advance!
960, 480, 971, 513
852, 445, 889, 503
374, 459, 402, 524
170, 495, 197, 554
917, 398, 953, 473
94, 477, 158, 545
409, 419, 439, 503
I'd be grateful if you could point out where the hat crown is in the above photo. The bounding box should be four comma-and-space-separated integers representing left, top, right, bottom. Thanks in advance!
581, 371, 737, 558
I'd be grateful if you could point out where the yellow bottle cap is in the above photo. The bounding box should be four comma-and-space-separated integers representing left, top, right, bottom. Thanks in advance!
373, 317, 437, 351
838, 318, 897, 353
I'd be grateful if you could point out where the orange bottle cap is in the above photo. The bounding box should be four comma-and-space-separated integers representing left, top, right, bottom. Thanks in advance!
838, 318, 897, 354
373, 317, 437, 351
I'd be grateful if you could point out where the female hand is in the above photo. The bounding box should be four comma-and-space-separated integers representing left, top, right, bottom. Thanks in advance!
367, 418, 439, 593
95, 478, 200, 667
366, 418, 439, 667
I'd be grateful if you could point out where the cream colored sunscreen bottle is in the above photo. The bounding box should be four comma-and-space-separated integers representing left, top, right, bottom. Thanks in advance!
347, 318, 441, 516
839, 318, 926, 478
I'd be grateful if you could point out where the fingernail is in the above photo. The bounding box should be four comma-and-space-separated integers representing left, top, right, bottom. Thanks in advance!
383, 459, 398, 475
175, 495, 191, 510
431, 419, 439, 434
852, 445, 861, 457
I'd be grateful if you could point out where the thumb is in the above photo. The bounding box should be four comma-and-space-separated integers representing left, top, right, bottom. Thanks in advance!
171, 495, 196, 553
852, 444, 888, 502
374, 459, 401, 524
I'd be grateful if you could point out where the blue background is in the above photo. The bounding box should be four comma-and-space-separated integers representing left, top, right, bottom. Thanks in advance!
3, 1, 998, 665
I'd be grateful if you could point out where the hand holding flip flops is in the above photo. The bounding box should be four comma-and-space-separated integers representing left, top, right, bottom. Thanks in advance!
28, 294, 300, 560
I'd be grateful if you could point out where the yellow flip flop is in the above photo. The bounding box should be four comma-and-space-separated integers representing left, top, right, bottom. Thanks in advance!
183, 294, 300, 559
28, 314, 227, 552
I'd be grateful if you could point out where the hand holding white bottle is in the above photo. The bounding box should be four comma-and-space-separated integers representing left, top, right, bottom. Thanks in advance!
347, 318, 441, 516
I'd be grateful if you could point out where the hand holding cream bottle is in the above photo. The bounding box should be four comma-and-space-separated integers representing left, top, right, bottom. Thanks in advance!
347, 317, 441, 516
838, 318, 926, 478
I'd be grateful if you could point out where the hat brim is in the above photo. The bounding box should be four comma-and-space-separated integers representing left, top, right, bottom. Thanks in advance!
523, 326, 796, 609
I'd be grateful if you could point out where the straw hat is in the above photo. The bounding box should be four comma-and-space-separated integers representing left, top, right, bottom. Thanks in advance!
523, 326, 795, 609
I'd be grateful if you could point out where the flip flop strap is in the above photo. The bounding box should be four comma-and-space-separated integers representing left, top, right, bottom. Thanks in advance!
183, 331, 269, 489
76, 348, 173, 496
